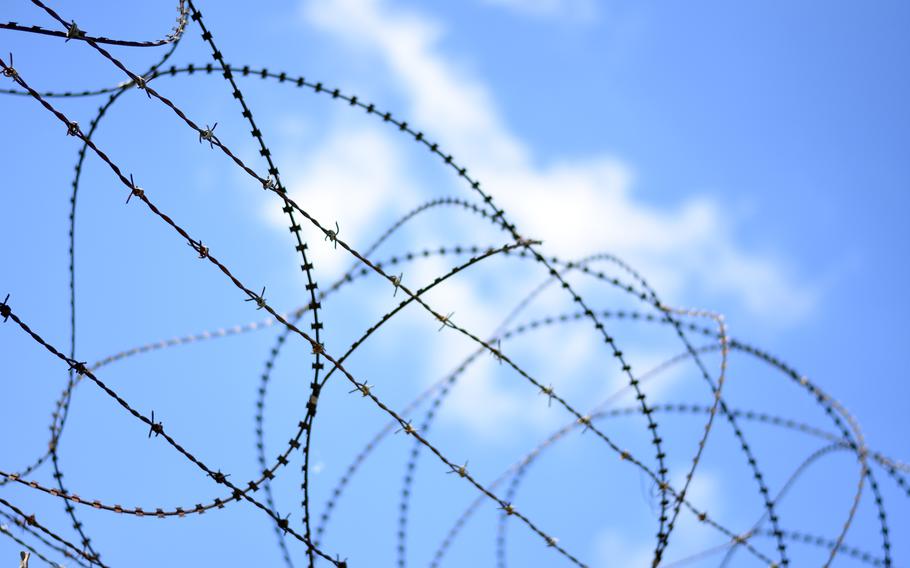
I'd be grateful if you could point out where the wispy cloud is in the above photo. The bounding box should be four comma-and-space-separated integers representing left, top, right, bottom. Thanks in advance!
265, 124, 419, 274
276, 0, 820, 440
297, 0, 818, 323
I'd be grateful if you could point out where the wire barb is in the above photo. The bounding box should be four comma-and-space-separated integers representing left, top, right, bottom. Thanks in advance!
277, 513, 291, 534
348, 382, 373, 397
446, 461, 468, 478
1, 53, 17, 79
514, 235, 542, 248
577, 415, 592, 432
211, 470, 230, 485
147, 410, 163, 438
126, 174, 144, 204
539, 384, 555, 407
391, 272, 403, 297
245, 287, 267, 310
131, 73, 152, 98
65, 20, 84, 42
68, 360, 88, 376
198, 122, 218, 148
0, 294, 10, 322
324, 221, 340, 248
493, 338, 503, 364
436, 311, 455, 331
188, 239, 208, 259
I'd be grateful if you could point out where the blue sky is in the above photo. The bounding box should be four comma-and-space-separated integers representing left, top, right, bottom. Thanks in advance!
1, 0, 908, 566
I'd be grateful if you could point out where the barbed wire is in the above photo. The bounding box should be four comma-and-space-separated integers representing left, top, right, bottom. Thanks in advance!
1, 1, 906, 566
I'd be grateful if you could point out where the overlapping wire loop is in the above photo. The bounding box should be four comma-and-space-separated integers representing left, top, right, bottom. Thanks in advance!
0, 1, 905, 566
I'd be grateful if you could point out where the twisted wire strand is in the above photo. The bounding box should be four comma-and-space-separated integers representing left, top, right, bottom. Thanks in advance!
19, 3, 677, 551
24, 58, 895, 565
1, 61, 592, 565
0, 523, 63, 568
492, 308, 895, 566
0, 30, 195, 566
178, 6, 327, 563
1, 0, 187, 48
0, 496, 101, 567
1, 27, 669, 564
1, 3, 905, 566
0, 508, 89, 568
0, 61, 776, 564
431, 344, 759, 567
18, 245, 896, 565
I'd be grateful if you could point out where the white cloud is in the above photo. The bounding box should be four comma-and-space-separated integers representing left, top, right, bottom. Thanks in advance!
298, 0, 818, 324
303, 0, 527, 171
283, 0, 819, 442
265, 124, 418, 276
